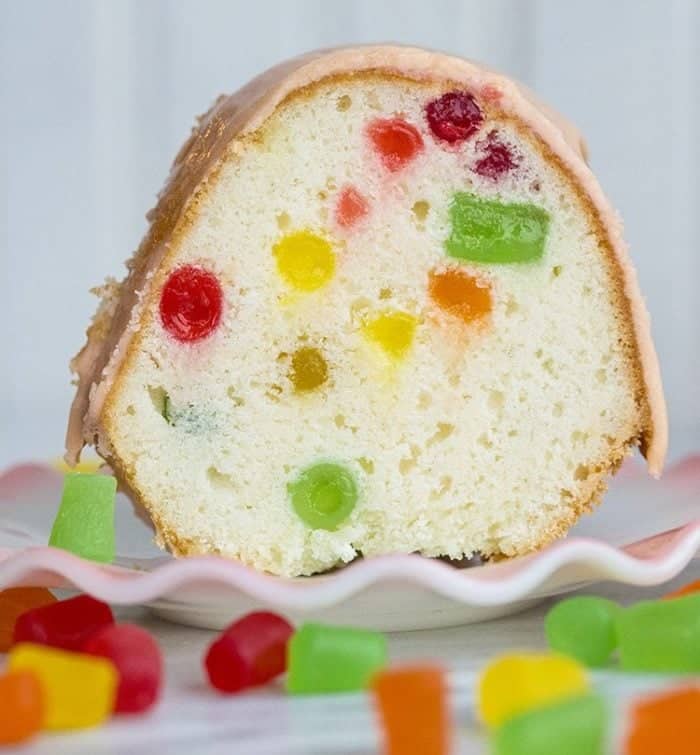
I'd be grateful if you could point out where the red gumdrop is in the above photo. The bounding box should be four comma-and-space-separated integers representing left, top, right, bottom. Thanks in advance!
336, 186, 369, 228
425, 90, 483, 144
473, 131, 519, 180
83, 624, 163, 714
159, 265, 223, 343
204, 611, 294, 693
367, 118, 424, 172
13, 594, 114, 651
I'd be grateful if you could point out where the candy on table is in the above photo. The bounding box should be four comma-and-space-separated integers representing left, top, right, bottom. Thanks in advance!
273, 230, 336, 291
0, 588, 57, 652
289, 346, 329, 392
544, 596, 620, 667
624, 686, 700, 755
446, 193, 550, 264
663, 578, 700, 600
288, 462, 358, 530
205, 611, 294, 693
336, 186, 369, 229
616, 593, 700, 672
49, 472, 117, 563
478, 652, 589, 728
428, 268, 492, 325
362, 311, 418, 359
83, 624, 163, 713
372, 665, 449, 755
367, 118, 424, 172
491, 693, 607, 755
13, 594, 114, 651
159, 264, 223, 342
287, 622, 387, 694
0, 670, 45, 745
8, 643, 117, 730
425, 91, 483, 144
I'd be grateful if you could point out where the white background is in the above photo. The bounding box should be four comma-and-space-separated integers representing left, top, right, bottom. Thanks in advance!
1, 0, 698, 465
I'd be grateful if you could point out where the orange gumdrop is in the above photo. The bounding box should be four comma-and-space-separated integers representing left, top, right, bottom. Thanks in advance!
0, 671, 45, 745
372, 665, 449, 755
0, 588, 57, 651
336, 186, 369, 229
663, 579, 700, 600
367, 118, 424, 172
428, 268, 492, 324
625, 687, 700, 755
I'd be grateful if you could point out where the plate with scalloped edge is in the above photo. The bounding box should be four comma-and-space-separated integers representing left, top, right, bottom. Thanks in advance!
0, 456, 699, 631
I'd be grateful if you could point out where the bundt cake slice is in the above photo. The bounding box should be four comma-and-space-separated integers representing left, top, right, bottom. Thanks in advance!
66, 46, 667, 577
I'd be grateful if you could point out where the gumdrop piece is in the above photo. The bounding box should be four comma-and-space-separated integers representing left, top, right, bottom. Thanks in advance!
545, 596, 621, 667
367, 118, 424, 172
0, 671, 45, 745
479, 652, 588, 728
446, 193, 550, 264
9, 643, 117, 730
290, 347, 329, 392
205, 611, 294, 693
624, 686, 700, 755
336, 186, 369, 228
428, 269, 492, 325
13, 594, 114, 652
273, 231, 335, 291
159, 265, 223, 343
288, 462, 358, 530
372, 665, 449, 755
49, 472, 117, 563
0, 588, 57, 652
363, 311, 418, 359
616, 593, 700, 672
473, 132, 519, 180
83, 624, 163, 714
492, 694, 607, 755
425, 91, 483, 144
287, 622, 387, 694
663, 579, 700, 600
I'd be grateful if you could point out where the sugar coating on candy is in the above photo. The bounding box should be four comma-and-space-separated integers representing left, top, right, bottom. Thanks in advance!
83, 624, 163, 714
13, 594, 114, 652
473, 131, 519, 180
290, 347, 329, 392
479, 652, 588, 728
273, 230, 336, 291
0, 671, 45, 745
9, 643, 117, 730
159, 264, 223, 343
205, 611, 294, 693
288, 462, 358, 530
625, 686, 700, 755
491, 694, 607, 755
545, 596, 620, 667
372, 665, 449, 755
0, 588, 57, 652
428, 269, 492, 325
367, 118, 424, 172
287, 622, 387, 694
49, 472, 117, 563
336, 186, 369, 228
362, 311, 418, 359
446, 193, 550, 264
616, 594, 700, 672
425, 91, 483, 144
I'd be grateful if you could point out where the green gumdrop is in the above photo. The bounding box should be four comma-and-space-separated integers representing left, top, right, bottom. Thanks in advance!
491, 694, 607, 755
49, 473, 116, 563
286, 623, 387, 694
288, 462, 358, 530
616, 594, 700, 672
545, 596, 620, 667
446, 192, 550, 264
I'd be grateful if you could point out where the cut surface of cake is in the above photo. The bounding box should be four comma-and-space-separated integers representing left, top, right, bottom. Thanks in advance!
66, 46, 667, 577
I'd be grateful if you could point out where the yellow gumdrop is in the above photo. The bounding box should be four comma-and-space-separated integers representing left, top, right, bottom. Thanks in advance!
362, 310, 418, 359
273, 230, 335, 291
52, 457, 102, 474
478, 652, 588, 728
9, 643, 117, 730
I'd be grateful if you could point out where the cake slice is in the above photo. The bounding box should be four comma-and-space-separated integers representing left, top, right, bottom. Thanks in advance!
66, 46, 667, 577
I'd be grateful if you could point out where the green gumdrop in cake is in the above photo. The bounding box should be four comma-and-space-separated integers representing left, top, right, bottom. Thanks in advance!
288, 462, 358, 530
49, 473, 117, 563
446, 192, 550, 263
